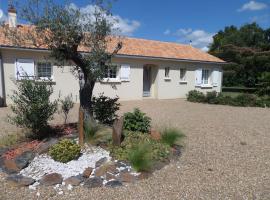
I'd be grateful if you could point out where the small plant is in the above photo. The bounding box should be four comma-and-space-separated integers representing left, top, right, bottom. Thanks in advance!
206, 91, 218, 104
128, 143, 152, 172
124, 108, 151, 133
92, 93, 120, 125
84, 119, 100, 141
161, 128, 185, 147
232, 94, 257, 107
187, 90, 206, 103
9, 77, 58, 139
60, 95, 74, 124
49, 139, 81, 163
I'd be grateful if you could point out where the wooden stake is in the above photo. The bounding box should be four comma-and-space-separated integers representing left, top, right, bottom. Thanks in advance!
78, 106, 84, 146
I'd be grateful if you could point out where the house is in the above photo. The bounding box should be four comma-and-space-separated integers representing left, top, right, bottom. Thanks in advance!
0, 8, 225, 106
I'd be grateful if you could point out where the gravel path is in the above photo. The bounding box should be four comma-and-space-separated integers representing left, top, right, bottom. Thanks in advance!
1, 99, 270, 200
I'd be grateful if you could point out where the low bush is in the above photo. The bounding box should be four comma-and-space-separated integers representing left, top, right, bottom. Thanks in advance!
161, 128, 185, 147
128, 143, 152, 172
60, 95, 74, 124
9, 78, 58, 139
84, 119, 100, 141
49, 139, 81, 163
206, 91, 218, 104
123, 108, 151, 133
92, 93, 120, 125
232, 94, 257, 107
187, 90, 206, 103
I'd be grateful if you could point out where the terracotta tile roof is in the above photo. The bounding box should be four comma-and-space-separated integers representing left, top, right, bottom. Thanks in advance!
0, 25, 224, 63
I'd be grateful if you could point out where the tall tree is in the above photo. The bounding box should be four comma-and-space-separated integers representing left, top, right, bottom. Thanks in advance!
3, 0, 122, 118
209, 23, 270, 88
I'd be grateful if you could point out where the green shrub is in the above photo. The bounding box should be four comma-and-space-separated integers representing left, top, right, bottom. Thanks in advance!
49, 139, 81, 163
9, 78, 58, 139
206, 91, 218, 104
161, 128, 185, 147
60, 95, 74, 124
187, 90, 206, 103
123, 108, 151, 133
232, 94, 257, 107
128, 143, 152, 172
84, 119, 100, 141
215, 94, 234, 105
92, 93, 120, 125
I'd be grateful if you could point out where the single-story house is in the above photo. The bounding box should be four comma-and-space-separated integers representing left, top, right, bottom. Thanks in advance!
0, 8, 225, 106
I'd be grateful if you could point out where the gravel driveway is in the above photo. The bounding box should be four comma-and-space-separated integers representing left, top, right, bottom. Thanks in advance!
0, 99, 270, 200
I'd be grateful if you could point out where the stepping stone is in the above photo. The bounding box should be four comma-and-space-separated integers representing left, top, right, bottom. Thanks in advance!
105, 180, 123, 188
82, 167, 93, 178
84, 177, 103, 188
40, 173, 63, 186
6, 174, 35, 187
65, 176, 83, 186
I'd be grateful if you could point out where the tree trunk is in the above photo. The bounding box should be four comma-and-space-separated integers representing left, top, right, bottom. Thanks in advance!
79, 79, 95, 119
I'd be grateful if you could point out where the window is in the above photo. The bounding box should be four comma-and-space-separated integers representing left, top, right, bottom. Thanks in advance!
37, 62, 52, 79
202, 69, 210, 85
104, 65, 118, 79
180, 68, 186, 81
165, 67, 170, 78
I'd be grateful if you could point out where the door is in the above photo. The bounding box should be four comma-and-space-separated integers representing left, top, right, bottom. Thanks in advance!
143, 66, 151, 97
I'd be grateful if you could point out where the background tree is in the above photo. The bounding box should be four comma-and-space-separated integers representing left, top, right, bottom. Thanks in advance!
209, 23, 270, 88
4, 0, 122, 118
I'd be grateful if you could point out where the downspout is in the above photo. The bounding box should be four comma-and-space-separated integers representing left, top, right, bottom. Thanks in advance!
0, 52, 6, 107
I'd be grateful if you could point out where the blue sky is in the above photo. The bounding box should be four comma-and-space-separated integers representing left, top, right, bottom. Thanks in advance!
0, 0, 269, 51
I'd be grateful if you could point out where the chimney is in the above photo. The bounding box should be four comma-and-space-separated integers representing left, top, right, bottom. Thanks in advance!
8, 5, 17, 28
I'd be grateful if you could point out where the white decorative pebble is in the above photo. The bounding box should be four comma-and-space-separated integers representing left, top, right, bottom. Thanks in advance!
67, 184, 73, 190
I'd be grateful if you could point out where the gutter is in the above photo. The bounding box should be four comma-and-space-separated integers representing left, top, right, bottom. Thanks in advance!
0, 52, 6, 106
0, 45, 227, 65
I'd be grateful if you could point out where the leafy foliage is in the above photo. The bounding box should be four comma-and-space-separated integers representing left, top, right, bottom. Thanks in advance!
83, 119, 100, 141
92, 94, 120, 125
49, 139, 81, 163
9, 78, 58, 138
257, 72, 270, 96
186, 90, 206, 103
60, 95, 74, 124
209, 23, 270, 88
123, 108, 151, 133
161, 128, 185, 147
128, 143, 152, 172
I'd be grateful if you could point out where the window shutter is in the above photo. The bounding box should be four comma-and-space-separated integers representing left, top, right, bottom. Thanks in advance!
212, 69, 219, 86
120, 64, 130, 81
15, 59, 35, 80
195, 68, 202, 86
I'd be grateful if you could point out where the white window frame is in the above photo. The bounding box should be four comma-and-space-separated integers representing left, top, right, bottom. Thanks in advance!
36, 61, 53, 81
200, 68, 212, 88
179, 68, 187, 83
164, 67, 171, 81
102, 65, 121, 83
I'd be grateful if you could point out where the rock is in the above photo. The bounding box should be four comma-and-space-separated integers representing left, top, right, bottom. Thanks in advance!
0, 147, 9, 157
36, 138, 58, 154
95, 157, 107, 168
64, 176, 83, 186
106, 164, 119, 175
6, 174, 35, 187
82, 167, 93, 178
84, 177, 103, 188
171, 145, 181, 157
3, 159, 19, 174
15, 151, 35, 170
105, 180, 123, 188
138, 172, 151, 180
112, 116, 124, 146
150, 129, 161, 141
40, 173, 63, 186
105, 172, 116, 180
95, 165, 108, 177
119, 172, 137, 183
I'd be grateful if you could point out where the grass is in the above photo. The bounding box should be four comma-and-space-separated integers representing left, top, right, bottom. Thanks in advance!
0, 132, 26, 148
161, 128, 185, 147
221, 92, 243, 98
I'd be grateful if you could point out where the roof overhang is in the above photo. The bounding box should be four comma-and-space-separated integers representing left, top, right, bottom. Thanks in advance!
0, 45, 227, 65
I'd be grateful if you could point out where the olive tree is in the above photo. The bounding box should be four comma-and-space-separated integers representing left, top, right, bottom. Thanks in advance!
4, 0, 122, 119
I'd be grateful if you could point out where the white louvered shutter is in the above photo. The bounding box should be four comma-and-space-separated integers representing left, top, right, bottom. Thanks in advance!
120, 64, 130, 81
212, 69, 219, 86
195, 68, 202, 86
15, 59, 35, 80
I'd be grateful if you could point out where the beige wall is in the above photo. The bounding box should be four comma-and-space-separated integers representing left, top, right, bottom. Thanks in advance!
0, 49, 222, 105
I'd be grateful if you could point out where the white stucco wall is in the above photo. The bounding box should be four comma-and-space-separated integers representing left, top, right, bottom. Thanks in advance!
1, 49, 223, 105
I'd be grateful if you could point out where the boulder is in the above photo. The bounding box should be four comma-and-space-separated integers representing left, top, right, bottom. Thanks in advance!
15, 151, 35, 170
150, 129, 161, 141
95, 157, 107, 168
106, 164, 119, 175
119, 172, 137, 183
94, 165, 108, 177
40, 173, 63, 186
3, 159, 19, 174
84, 177, 103, 188
36, 138, 58, 154
105, 180, 123, 188
6, 174, 35, 187
112, 117, 124, 146
105, 172, 116, 181
82, 167, 93, 178
64, 176, 83, 186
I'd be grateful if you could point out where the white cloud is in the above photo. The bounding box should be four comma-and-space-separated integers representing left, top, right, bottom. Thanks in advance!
68, 3, 140, 36
0, 8, 6, 22
164, 29, 171, 35
174, 28, 215, 52
238, 1, 268, 12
